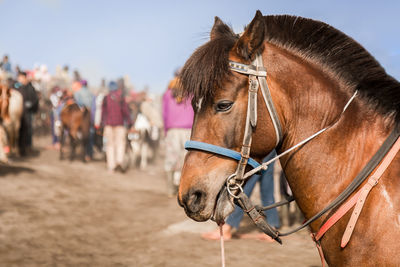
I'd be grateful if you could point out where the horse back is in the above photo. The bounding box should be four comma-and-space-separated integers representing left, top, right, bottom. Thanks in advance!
60, 103, 90, 138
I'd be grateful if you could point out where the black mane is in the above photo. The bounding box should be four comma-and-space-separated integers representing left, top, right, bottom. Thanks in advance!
181, 15, 400, 121
180, 27, 238, 105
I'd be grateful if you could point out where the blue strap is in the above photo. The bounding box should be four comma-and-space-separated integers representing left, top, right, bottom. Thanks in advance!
184, 140, 261, 169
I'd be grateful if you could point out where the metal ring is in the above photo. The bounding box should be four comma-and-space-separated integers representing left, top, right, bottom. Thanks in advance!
227, 182, 243, 199
226, 174, 244, 199
226, 173, 241, 188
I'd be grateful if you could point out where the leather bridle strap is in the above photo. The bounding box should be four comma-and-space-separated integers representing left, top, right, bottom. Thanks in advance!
229, 55, 283, 146
227, 54, 282, 183
233, 75, 258, 182
254, 55, 283, 146
236, 191, 282, 244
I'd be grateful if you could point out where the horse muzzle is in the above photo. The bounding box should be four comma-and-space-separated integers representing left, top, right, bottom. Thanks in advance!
179, 188, 210, 221
179, 182, 236, 223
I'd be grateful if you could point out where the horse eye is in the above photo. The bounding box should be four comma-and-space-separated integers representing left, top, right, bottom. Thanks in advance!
215, 101, 233, 112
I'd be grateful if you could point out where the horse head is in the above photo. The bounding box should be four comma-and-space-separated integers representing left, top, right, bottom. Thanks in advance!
178, 12, 281, 222
178, 10, 400, 266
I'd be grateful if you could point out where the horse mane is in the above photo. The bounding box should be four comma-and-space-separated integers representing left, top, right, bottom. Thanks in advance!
181, 14, 400, 122
262, 15, 400, 122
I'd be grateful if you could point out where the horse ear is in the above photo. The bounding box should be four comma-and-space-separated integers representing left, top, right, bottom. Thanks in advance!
234, 10, 265, 60
210, 16, 233, 40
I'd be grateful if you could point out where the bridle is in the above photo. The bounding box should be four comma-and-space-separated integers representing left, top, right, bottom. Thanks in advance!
184, 53, 400, 245
185, 52, 356, 194
185, 53, 358, 242
185, 53, 284, 189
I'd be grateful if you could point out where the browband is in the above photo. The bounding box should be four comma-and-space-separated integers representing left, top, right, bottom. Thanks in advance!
228, 61, 267, 77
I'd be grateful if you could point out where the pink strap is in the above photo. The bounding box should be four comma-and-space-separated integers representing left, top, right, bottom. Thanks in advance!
341, 135, 400, 247
314, 135, 400, 246
315, 190, 361, 241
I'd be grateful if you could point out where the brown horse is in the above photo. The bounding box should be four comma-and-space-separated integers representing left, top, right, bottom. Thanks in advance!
178, 11, 400, 266
59, 102, 90, 162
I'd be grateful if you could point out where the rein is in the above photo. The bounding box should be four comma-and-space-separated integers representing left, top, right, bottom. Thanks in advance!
184, 53, 400, 246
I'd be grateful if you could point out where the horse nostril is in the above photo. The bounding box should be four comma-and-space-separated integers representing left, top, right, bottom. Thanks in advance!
186, 190, 206, 214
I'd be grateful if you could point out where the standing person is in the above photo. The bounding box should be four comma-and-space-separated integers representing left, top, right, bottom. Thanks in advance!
74, 80, 95, 161
101, 81, 132, 173
202, 151, 280, 241
0, 55, 12, 74
162, 71, 194, 196
16, 71, 39, 156
49, 86, 62, 149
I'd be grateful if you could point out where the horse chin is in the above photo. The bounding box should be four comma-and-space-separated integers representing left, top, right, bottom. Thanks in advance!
212, 187, 235, 225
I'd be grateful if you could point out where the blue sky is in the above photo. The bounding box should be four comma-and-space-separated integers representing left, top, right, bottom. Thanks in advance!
0, 0, 399, 93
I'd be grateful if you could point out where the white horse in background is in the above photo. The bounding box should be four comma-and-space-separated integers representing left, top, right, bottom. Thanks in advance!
128, 99, 162, 170
129, 113, 153, 170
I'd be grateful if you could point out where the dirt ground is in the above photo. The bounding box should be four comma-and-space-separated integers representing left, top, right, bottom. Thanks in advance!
0, 136, 321, 267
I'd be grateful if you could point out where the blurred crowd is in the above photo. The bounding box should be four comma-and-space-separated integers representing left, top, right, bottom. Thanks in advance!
0, 54, 173, 177
0, 53, 200, 201
0, 53, 302, 234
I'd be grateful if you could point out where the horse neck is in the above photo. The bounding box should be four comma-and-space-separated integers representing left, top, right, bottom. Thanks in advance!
266, 44, 392, 229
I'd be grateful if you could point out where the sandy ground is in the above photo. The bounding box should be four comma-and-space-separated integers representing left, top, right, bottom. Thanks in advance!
0, 136, 321, 267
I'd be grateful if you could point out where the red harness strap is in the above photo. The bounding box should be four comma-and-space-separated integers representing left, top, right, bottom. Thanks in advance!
313, 135, 400, 250
314, 190, 362, 241
311, 233, 326, 267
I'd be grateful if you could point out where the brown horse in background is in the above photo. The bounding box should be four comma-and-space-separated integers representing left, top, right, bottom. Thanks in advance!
178, 12, 400, 266
59, 103, 90, 162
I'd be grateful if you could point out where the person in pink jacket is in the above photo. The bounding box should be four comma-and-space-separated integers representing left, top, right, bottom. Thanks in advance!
162, 73, 194, 196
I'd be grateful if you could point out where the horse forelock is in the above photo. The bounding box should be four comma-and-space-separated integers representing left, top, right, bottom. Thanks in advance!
180, 29, 238, 106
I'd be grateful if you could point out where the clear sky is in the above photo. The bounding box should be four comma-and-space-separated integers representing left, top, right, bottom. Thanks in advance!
0, 0, 399, 93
